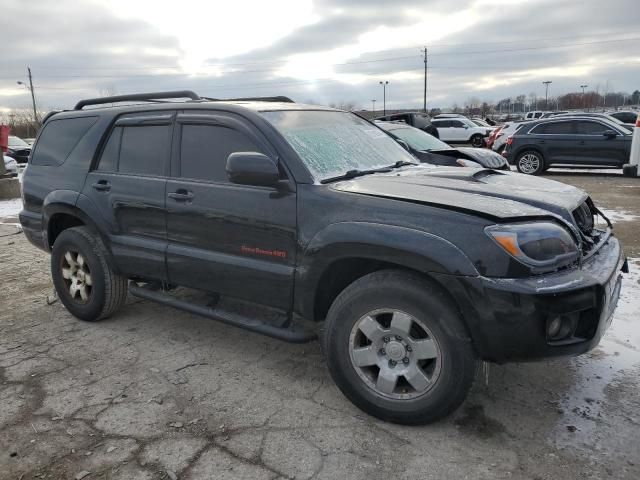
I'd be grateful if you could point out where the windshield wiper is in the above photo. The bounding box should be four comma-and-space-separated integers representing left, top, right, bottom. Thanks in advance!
320, 167, 392, 184
320, 161, 418, 184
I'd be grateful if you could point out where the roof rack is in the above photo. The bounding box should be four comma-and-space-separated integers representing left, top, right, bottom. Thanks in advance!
74, 90, 201, 110
201, 96, 295, 103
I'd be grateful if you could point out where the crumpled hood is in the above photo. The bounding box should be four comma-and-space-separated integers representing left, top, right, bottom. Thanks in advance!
332, 166, 587, 221
425, 147, 507, 168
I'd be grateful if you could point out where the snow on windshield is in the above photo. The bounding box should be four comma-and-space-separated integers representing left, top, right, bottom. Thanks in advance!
261, 110, 416, 181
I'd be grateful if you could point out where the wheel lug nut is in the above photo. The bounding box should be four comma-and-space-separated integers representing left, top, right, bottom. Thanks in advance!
402, 357, 409, 364
380, 348, 386, 355
383, 336, 390, 343
406, 345, 412, 352
395, 335, 402, 341
389, 360, 396, 367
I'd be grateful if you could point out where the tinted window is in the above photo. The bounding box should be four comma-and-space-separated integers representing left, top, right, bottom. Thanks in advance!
31, 116, 98, 166
450, 120, 465, 128
575, 121, 609, 135
532, 122, 573, 134
97, 127, 122, 171
432, 120, 448, 127
118, 125, 169, 176
179, 124, 263, 182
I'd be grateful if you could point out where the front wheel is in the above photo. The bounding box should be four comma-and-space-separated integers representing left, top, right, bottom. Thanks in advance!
516, 150, 545, 175
470, 134, 485, 148
323, 270, 477, 425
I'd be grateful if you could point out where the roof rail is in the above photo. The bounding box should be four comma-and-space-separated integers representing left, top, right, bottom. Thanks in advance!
74, 90, 201, 110
201, 96, 295, 103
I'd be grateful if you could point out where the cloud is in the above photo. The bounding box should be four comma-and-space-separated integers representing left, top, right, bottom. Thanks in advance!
0, 0, 638, 113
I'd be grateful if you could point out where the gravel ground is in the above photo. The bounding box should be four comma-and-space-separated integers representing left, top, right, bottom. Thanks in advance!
0, 171, 639, 480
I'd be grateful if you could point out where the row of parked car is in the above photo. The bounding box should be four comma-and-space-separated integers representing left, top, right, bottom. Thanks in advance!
375, 109, 638, 175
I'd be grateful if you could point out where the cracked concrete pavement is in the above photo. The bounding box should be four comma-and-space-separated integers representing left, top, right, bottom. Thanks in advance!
0, 172, 639, 479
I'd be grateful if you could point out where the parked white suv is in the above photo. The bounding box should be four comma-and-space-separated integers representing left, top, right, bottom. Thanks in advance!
430, 117, 492, 147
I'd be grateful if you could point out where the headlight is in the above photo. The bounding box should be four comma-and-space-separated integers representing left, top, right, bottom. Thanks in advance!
485, 222, 579, 271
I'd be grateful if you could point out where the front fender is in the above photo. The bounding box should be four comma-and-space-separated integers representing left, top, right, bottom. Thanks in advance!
294, 222, 479, 319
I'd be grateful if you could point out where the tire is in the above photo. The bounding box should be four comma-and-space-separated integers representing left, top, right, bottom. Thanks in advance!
470, 134, 484, 148
515, 150, 545, 175
51, 226, 128, 322
323, 270, 477, 425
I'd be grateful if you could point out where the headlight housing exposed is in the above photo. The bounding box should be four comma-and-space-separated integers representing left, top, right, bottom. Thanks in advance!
485, 222, 579, 272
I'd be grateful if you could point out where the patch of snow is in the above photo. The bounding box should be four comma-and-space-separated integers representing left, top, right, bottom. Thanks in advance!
597, 208, 640, 223
0, 198, 23, 219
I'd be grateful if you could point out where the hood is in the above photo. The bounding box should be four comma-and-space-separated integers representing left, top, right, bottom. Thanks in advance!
429, 147, 507, 168
332, 166, 587, 221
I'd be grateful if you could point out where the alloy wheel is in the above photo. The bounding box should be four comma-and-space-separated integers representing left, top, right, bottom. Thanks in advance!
518, 153, 540, 174
60, 250, 93, 303
348, 309, 442, 400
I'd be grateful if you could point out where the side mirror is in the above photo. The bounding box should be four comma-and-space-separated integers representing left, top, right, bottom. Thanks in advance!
603, 130, 618, 138
463, 125, 469, 129
226, 152, 280, 187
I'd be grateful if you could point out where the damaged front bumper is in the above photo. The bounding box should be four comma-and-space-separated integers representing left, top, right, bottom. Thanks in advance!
434, 235, 627, 363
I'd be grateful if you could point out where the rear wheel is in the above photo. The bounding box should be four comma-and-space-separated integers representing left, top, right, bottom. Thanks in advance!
323, 270, 477, 425
51, 226, 128, 322
470, 134, 485, 148
516, 150, 545, 175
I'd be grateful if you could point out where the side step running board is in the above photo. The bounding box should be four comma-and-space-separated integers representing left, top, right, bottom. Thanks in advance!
128, 283, 317, 343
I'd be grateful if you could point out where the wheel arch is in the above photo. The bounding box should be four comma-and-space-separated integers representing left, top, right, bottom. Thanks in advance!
43, 192, 113, 252
514, 145, 546, 163
295, 222, 479, 323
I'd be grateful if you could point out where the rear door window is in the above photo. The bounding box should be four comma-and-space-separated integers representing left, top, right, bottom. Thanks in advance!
575, 121, 609, 135
118, 126, 170, 176
532, 121, 574, 134
31, 116, 98, 166
96, 124, 170, 175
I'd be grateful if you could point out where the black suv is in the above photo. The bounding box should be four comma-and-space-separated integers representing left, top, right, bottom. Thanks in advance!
504, 116, 633, 175
20, 91, 627, 425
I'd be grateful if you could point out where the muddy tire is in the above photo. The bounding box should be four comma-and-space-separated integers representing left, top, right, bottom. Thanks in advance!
51, 226, 127, 322
323, 270, 477, 425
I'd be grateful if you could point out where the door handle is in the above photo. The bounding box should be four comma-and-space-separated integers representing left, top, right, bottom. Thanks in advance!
168, 190, 194, 201
578, 140, 586, 145
91, 180, 111, 191
536, 140, 546, 144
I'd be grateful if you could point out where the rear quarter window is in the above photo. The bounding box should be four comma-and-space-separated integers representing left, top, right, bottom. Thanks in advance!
31, 116, 98, 166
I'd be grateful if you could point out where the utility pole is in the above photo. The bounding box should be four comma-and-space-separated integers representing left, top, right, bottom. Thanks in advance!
542, 81, 552, 110
371, 99, 376, 114
422, 46, 428, 113
17, 67, 39, 126
379, 81, 389, 116
580, 84, 588, 109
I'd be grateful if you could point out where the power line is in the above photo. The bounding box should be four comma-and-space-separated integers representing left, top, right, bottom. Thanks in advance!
1, 35, 638, 81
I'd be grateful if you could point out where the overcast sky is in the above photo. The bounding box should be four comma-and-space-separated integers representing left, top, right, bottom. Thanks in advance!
1, 0, 639, 113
